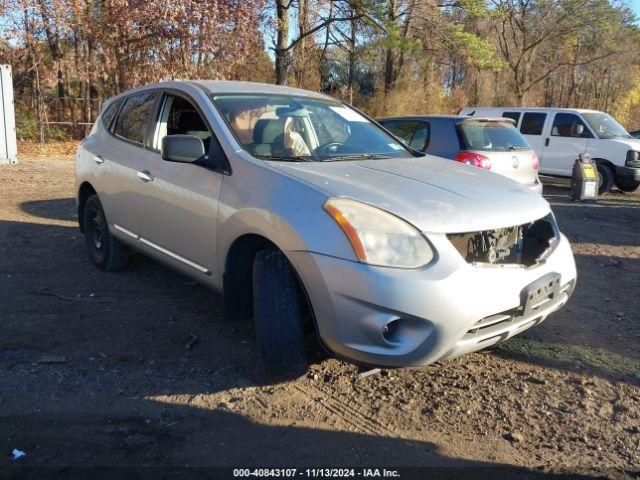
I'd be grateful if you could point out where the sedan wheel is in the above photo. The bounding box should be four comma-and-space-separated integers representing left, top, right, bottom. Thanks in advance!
596, 164, 614, 195
252, 248, 309, 381
83, 194, 130, 271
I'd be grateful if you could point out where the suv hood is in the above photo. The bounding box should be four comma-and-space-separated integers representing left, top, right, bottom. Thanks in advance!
270, 155, 550, 234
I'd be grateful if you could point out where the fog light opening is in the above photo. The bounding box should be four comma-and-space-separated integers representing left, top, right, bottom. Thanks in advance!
382, 319, 400, 342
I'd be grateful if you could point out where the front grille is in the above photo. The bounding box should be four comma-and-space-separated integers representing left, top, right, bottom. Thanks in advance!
466, 309, 518, 335
447, 214, 558, 267
463, 280, 574, 339
626, 150, 640, 168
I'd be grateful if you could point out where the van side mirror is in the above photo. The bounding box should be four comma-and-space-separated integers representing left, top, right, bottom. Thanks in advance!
161, 135, 205, 163
572, 124, 584, 137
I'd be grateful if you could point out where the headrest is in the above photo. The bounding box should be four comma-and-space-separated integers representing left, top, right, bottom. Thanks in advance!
178, 111, 207, 133
253, 118, 284, 144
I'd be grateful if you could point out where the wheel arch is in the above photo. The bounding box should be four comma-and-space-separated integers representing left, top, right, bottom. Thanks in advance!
222, 231, 319, 349
591, 157, 615, 168
77, 181, 97, 233
223, 233, 276, 321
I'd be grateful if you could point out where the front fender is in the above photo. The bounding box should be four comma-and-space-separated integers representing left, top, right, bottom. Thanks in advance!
217, 155, 358, 279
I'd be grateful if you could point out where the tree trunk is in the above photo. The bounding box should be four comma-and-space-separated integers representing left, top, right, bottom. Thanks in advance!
383, 0, 396, 93
347, 15, 356, 104
384, 49, 394, 93
275, 0, 290, 85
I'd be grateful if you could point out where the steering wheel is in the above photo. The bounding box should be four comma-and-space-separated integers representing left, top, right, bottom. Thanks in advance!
314, 142, 344, 155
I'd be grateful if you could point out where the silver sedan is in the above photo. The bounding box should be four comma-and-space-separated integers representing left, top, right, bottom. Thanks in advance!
76, 80, 577, 379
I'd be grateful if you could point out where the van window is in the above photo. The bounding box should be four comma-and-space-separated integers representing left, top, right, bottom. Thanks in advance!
114, 91, 158, 145
502, 112, 521, 124
457, 120, 530, 152
520, 113, 546, 135
551, 113, 592, 138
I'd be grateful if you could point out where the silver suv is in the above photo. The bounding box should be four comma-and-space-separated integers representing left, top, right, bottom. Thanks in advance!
77, 81, 576, 379
379, 116, 543, 194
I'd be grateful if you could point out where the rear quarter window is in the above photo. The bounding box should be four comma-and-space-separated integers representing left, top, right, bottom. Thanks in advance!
113, 91, 158, 145
408, 122, 430, 151
381, 120, 419, 144
101, 98, 123, 131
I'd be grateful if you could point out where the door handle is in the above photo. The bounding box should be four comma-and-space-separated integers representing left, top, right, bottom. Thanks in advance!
92, 154, 104, 164
136, 170, 154, 182
545, 138, 550, 147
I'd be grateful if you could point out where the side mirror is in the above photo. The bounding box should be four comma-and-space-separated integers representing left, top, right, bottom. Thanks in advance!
161, 135, 205, 163
572, 124, 584, 137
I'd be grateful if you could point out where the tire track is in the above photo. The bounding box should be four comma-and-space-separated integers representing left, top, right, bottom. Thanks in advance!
291, 379, 397, 438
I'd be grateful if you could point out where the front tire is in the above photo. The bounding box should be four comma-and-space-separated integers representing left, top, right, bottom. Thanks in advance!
615, 178, 640, 193
83, 194, 130, 271
253, 249, 308, 381
596, 163, 615, 195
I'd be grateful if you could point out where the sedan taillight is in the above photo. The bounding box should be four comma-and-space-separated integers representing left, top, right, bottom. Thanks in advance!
532, 151, 539, 171
454, 152, 491, 170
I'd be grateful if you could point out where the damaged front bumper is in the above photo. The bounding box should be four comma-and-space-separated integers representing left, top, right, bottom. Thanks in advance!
287, 230, 577, 368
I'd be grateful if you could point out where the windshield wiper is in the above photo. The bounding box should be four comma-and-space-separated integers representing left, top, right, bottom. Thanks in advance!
258, 154, 317, 162
509, 146, 529, 151
321, 154, 392, 162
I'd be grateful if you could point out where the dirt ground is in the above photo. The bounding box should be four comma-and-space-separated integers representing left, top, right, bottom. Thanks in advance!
0, 156, 638, 479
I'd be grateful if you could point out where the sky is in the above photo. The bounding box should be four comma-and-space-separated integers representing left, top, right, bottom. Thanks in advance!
629, 0, 640, 18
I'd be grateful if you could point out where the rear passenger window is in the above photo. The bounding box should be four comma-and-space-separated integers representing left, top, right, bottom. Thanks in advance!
382, 121, 419, 144
502, 111, 520, 124
520, 113, 546, 135
101, 98, 123, 130
114, 91, 158, 145
409, 122, 430, 151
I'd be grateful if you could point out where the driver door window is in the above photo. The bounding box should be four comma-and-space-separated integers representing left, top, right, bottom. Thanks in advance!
544, 113, 592, 175
153, 95, 212, 151
551, 113, 592, 138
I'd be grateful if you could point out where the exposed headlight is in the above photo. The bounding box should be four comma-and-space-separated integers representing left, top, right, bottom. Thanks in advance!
324, 198, 434, 268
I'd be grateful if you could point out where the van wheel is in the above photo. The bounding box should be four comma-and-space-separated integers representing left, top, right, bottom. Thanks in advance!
615, 179, 640, 193
253, 249, 308, 381
596, 164, 614, 195
83, 194, 130, 271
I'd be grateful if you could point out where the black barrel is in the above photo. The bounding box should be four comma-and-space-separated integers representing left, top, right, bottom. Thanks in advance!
570, 153, 598, 201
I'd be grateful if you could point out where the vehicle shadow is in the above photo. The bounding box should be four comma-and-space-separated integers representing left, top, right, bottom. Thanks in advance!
1, 405, 616, 479
19, 198, 77, 223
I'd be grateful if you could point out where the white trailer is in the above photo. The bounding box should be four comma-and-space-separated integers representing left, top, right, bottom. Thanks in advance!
0, 64, 18, 164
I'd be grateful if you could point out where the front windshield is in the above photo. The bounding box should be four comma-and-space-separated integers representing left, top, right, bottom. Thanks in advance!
211, 94, 414, 161
581, 112, 630, 139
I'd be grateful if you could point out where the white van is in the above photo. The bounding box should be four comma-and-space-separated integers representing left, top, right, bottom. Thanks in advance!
458, 107, 640, 194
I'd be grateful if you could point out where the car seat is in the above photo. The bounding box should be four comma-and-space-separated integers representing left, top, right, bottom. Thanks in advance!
251, 118, 286, 156
178, 111, 211, 150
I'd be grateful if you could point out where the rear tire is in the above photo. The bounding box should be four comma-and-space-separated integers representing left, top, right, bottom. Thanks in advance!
83, 194, 130, 271
615, 179, 640, 193
253, 249, 308, 381
596, 164, 614, 195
